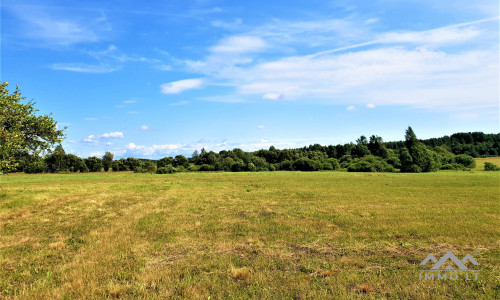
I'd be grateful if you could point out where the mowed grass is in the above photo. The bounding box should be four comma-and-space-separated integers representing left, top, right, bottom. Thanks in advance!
0, 169, 499, 299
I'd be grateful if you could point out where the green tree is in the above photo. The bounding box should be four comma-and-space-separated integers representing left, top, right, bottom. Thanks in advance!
143, 160, 157, 173
157, 157, 174, 168
173, 155, 189, 168
44, 144, 68, 173
102, 151, 114, 172
85, 156, 103, 172
0, 82, 65, 173
400, 127, 437, 172
67, 154, 85, 172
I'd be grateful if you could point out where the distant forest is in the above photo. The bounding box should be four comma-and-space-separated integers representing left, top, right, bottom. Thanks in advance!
22, 128, 500, 174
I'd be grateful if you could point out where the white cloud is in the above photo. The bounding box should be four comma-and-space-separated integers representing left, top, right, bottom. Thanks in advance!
160, 78, 205, 94
263, 93, 284, 100
210, 36, 267, 54
123, 100, 137, 104
82, 132, 124, 143
346, 106, 355, 111
6, 4, 111, 46
51, 63, 119, 73
126, 142, 183, 156
258, 125, 265, 129
178, 17, 498, 115
101, 132, 124, 139
140, 125, 150, 131
366, 103, 376, 108
85, 117, 98, 121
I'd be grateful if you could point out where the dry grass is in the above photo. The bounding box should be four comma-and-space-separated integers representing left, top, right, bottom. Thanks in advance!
0, 170, 499, 299
473, 157, 500, 170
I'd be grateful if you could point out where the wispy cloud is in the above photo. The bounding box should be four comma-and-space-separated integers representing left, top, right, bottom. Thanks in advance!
6, 4, 111, 46
210, 36, 268, 54
177, 17, 498, 113
51, 63, 119, 73
160, 78, 205, 94
82, 132, 124, 143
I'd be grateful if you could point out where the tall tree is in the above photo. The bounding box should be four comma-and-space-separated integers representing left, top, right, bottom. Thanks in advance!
0, 82, 65, 173
102, 151, 114, 172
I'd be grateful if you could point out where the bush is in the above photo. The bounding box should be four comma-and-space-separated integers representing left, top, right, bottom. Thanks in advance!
187, 165, 200, 172
292, 157, 322, 171
440, 163, 465, 170
246, 163, 256, 172
347, 156, 394, 172
175, 166, 187, 173
199, 164, 215, 171
484, 162, 500, 171
156, 166, 176, 174
407, 164, 421, 173
454, 154, 476, 169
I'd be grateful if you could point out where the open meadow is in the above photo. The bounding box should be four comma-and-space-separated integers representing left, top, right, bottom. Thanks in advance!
0, 166, 499, 299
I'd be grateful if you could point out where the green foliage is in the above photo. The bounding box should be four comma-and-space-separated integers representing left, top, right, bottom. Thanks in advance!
126, 157, 141, 171
144, 160, 157, 173
351, 143, 371, 158
199, 164, 215, 171
440, 163, 466, 170
85, 157, 103, 172
156, 165, 176, 174
347, 156, 395, 172
0, 82, 65, 173
157, 157, 174, 168
67, 154, 85, 172
102, 151, 114, 172
44, 145, 68, 173
454, 154, 476, 169
400, 127, 438, 173
23, 157, 46, 174
292, 157, 322, 171
484, 162, 500, 171
173, 155, 189, 168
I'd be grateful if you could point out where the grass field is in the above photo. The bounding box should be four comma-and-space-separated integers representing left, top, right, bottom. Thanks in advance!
473, 157, 500, 171
0, 166, 499, 298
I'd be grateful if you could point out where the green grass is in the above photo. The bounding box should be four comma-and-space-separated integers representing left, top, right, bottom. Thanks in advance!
0, 170, 499, 299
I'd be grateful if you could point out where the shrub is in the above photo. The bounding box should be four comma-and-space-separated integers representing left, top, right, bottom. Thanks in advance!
347, 156, 394, 172
144, 160, 157, 173
199, 164, 215, 171
440, 163, 465, 170
156, 166, 176, 174
292, 157, 322, 171
175, 166, 187, 172
484, 162, 500, 171
454, 154, 476, 169
187, 165, 200, 172
246, 163, 256, 172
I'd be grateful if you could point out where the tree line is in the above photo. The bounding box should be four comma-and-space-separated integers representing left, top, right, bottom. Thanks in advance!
1, 82, 498, 174
18, 126, 497, 174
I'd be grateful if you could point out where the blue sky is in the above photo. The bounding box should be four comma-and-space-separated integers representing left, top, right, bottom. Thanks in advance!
1, 0, 498, 158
